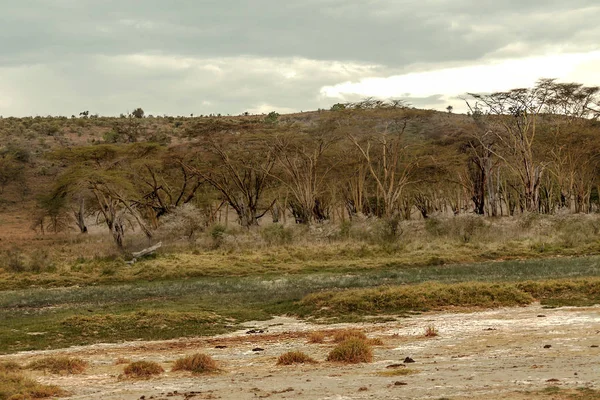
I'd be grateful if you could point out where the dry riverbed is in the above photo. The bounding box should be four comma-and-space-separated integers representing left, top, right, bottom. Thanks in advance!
2, 303, 599, 399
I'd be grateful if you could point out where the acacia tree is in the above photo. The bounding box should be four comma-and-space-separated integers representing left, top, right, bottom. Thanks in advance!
188, 133, 276, 227
468, 80, 556, 212
269, 129, 339, 224
347, 118, 416, 220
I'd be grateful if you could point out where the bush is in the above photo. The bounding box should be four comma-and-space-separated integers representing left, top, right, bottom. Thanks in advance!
326, 339, 373, 364
307, 331, 325, 343
123, 361, 164, 378
261, 224, 293, 246
172, 353, 218, 374
159, 204, 205, 241
332, 329, 367, 343
210, 224, 227, 248
276, 351, 316, 365
0, 370, 64, 400
424, 326, 438, 337
27, 356, 87, 374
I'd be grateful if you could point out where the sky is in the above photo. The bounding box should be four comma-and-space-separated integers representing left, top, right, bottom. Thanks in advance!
1, 0, 599, 117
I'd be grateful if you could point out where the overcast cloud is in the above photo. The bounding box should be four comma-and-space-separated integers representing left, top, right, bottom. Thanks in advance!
1, 0, 599, 116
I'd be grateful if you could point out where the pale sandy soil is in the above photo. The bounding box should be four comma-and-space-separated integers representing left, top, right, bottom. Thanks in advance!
2, 303, 599, 399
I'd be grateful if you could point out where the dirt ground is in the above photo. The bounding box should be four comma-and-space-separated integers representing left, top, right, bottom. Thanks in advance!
2, 303, 599, 399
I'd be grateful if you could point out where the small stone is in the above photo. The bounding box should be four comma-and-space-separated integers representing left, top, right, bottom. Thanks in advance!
543, 345, 552, 349
403, 357, 415, 363
252, 347, 264, 352
394, 381, 408, 386
591, 345, 599, 348
537, 315, 546, 318
215, 345, 227, 349
358, 387, 368, 392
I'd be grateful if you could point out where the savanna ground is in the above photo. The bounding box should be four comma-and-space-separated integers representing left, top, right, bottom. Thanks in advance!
1, 211, 600, 399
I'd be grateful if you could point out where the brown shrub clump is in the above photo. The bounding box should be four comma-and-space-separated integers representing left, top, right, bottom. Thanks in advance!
26, 356, 87, 374
332, 329, 367, 343
424, 325, 438, 337
326, 339, 373, 364
172, 353, 218, 374
0, 369, 65, 399
276, 351, 317, 365
307, 331, 325, 343
123, 361, 164, 378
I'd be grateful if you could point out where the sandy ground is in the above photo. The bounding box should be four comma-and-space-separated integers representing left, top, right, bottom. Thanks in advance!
2, 303, 599, 399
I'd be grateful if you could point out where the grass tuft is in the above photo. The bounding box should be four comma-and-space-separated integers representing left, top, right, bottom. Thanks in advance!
333, 329, 367, 343
307, 331, 325, 343
26, 356, 87, 374
0, 369, 65, 399
326, 338, 373, 364
424, 325, 438, 337
276, 351, 317, 365
172, 353, 219, 374
123, 361, 164, 378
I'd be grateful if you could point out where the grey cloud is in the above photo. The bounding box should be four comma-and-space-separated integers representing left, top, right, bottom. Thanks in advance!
1, 1, 598, 116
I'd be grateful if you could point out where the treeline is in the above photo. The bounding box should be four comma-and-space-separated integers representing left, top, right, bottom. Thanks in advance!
27, 79, 600, 249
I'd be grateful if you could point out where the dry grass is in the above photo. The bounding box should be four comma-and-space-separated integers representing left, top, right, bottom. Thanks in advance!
172, 353, 218, 374
332, 329, 367, 343
0, 362, 21, 372
326, 339, 373, 364
307, 331, 325, 343
114, 357, 130, 365
0, 369, 65, 399
367, 338, 385, 346
26, 356, 87, 374
123, 361, 164, 378
424, 326, 438, 337
276, 351, 317, 365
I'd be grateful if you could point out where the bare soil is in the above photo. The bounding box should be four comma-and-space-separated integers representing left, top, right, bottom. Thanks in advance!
2, 303, 599, 399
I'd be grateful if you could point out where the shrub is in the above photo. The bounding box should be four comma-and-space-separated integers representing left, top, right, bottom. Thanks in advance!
276, 351, 316, 365
26, 356, 87, 374
261, 224, 293, 246
123, 361, 164, 378
333, 329, 367, 343
0, 370, 64, 400
326, 339, 373, 364
210, 224, 227, 248
424, 326, 438, 337
307, 331, 325, 343
172, 353, 218, 374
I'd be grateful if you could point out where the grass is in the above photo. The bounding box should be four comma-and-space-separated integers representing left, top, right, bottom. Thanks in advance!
1, 252, 600, 354
0, 370, 65, 400
424, 326, 438, 337
332, 329, 367, 343
123, 361, 164, 378
307, 331, 325, 343
299, 278, 600, 318
276, 351, 317, 365
535, 387, 600, 399
172, 353, 219, 374
326, 339, 373, 364
26, 356, 87, 374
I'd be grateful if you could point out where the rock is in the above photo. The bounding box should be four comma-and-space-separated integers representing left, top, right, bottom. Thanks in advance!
591, 345, 599, 348
394, 381, 408, 386
358, 387, 368, 392
546, 378, 559, 382
215, 345, 227, 349
403, 357, 415, 363
246, 329, 265, 334
537, 315, 546, 318
543, 345, 552, 349
252, 347, 265, 352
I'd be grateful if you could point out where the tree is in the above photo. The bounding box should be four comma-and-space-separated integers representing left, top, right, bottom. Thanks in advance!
131, 107, 145, 119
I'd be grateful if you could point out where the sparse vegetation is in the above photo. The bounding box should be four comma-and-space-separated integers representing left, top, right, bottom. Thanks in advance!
276, 351, 317, 365
0, 369, 64, 400
26, 356, 87, 374
332, 329, 367, 343
307, 331, 325, 343
376, 368, 419, 377
326, 338, 373, 364
424, 326, 438, 337
172, 353, 219, 374
123, 361, 164, 378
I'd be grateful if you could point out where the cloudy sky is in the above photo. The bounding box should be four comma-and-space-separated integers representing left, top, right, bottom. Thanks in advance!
1, 0, 599, 116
